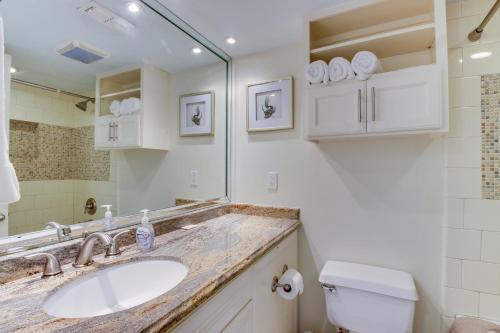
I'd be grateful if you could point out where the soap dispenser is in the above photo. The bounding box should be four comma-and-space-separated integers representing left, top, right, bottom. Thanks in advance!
101, 205, 114, 229
136, 209, 155, 252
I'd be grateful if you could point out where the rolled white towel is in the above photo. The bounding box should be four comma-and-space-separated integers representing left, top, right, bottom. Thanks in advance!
328, 57, 355, 82
351, 51, 383, 81
110, 100, 121, 116
119, 98, 132, 115
306, 60, 329, 84
127, 97, 141, 114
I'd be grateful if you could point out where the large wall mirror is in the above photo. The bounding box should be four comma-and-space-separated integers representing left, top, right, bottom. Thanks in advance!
0, 0, 230, 254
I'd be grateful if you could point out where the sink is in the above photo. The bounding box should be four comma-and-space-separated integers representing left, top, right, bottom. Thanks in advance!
42, 259, 188, 318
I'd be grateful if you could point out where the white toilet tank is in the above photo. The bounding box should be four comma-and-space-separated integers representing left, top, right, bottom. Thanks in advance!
319, 261, 418, 333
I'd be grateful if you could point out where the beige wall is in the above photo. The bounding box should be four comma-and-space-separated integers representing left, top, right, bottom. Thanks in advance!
8, 83, 116, 233
443, 0, 500, 331
231, 44, 445, 333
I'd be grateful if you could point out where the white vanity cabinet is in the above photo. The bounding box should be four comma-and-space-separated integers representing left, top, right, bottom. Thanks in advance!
95, 64, 169, 150
171, 231, 298, 333
306, 64, 443, 139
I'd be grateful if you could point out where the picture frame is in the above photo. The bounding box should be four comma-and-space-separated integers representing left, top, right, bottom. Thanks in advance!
246, 76, 293, 132
179, 91, 214, 136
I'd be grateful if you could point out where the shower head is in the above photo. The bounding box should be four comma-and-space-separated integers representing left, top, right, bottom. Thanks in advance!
75, 98, 95, 112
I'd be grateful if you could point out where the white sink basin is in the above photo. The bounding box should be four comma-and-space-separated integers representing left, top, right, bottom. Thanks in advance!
43, 259, 188, 318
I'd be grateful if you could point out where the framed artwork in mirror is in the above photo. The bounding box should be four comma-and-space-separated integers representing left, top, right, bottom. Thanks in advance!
179, 91, 214, 136
247, 77, 293, 132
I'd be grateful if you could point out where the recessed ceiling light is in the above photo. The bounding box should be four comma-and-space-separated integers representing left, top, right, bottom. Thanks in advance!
470, 51, 492, 59
10, 67, 19, 74
225, 37, 237, 45
192, 47, 202, 54
127, 2, 140, 13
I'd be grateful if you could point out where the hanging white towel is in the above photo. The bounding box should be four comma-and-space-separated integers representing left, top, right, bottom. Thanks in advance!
306, 60, 329, 84
0, 17, 20, 203
328, 57, 355, 82
351, 51, 383, 81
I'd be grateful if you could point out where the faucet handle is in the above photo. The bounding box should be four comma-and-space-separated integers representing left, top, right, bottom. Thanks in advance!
106, 230, 131, 257
24, 253, 62, 278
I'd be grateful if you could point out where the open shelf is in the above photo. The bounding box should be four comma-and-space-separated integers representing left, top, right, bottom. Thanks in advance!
100, 88, 141, 100
307, 0, 437, 71
310, 23, 435, 62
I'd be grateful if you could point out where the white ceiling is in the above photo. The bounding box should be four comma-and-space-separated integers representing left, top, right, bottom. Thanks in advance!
158, 0, 348, 58
0, 0, 222, 93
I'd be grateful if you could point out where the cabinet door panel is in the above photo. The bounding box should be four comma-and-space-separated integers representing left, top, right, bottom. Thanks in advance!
221, 301, 253, 333
307, 80, 366, 137
116, 115, 141, 148
95, 119, 115, 149
367, 64, 442, 133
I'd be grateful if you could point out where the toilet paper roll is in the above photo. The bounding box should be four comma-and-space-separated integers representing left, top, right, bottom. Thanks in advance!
277, 269, 304, 301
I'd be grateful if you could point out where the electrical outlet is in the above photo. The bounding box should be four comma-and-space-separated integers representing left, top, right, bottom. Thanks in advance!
190, 170, 199, 187
266, 172, 278, 190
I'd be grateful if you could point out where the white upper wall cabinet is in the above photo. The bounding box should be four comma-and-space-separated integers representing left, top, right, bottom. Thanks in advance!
304, 0, 449, 140
95, 64, 170, 150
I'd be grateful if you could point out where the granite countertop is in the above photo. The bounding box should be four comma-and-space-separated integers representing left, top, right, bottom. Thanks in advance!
0, 211, 300, 333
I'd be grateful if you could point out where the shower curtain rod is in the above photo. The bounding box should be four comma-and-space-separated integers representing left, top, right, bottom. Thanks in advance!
11, 79, 92, 100
468, 0, 500, 41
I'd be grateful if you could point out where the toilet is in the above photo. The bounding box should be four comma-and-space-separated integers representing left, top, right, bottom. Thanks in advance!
319, 261, 418, 333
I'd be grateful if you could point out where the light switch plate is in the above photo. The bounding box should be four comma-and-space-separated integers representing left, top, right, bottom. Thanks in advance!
267, 172, 278, 190
190, 170, 199, 187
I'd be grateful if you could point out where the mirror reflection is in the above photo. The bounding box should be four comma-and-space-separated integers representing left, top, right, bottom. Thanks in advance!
0, 0, 228, 242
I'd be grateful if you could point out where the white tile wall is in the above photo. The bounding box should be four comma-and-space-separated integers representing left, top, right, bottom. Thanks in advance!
464, 199, 500, 231
444, 287, 479, 317
462, 260, 500, 293
447, 228, 481, 260
445, 0, 500, 327
7, 84, 115, 235
446, 258, 462, 288
481, 231, 500, 263
479, 293, 500, 321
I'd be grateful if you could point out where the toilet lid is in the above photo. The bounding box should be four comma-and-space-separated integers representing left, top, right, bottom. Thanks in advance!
319, 261, 419, 301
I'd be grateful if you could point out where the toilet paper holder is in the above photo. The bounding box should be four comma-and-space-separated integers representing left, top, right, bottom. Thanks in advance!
271, 264, 292, 293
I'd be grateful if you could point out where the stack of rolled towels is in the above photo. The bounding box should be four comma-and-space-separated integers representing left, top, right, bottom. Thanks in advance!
306, 51, 383, 84
109, 97, 141, 117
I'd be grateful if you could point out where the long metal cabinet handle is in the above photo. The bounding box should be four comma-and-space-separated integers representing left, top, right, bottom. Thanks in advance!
371, 87, 376, 121
108, 123, 112, 141
113, 123, 118, 140
358, 89, 362, 123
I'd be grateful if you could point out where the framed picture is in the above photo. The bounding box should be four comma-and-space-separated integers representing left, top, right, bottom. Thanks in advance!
247, 76, 293, 132
179, 91, 214, 136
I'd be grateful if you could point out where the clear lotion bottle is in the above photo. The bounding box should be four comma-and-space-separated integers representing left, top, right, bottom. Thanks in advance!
136, 209, 155, 252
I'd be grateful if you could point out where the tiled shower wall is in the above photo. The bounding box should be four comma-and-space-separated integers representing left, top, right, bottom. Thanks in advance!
8, 83, 116, 235
444, 0, 500, 331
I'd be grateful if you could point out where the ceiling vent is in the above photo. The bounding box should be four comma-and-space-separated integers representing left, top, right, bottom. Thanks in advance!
78, 1, 135, 34
56, 41, 109, 64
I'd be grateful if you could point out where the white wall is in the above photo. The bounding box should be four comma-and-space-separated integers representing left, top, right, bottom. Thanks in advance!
442, 0, 500, 331
231, 44, 445, 333
117, 62, 227, 215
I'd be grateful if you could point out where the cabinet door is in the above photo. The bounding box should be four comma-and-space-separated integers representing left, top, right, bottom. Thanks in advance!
95, 120, 115, 149
307, 80, 366, 137
366, 64, 442, 133
221, 301, 253, 333
116, 115, 141, 148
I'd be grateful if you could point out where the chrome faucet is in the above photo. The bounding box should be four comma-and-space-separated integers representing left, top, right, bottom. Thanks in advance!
73, 232, 113, 267
25, 252, 62, 278
45, 221, 71, 241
